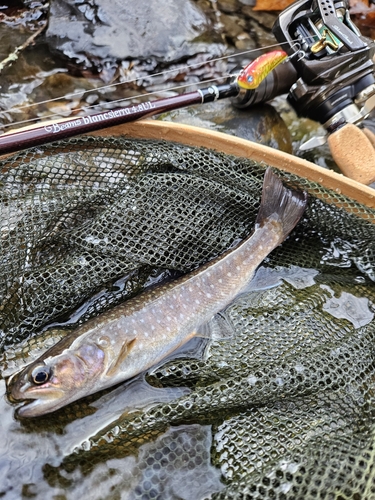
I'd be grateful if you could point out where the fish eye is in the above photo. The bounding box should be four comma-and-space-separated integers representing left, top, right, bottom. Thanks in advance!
247, 75, 253, 82
31, 365, 51, 385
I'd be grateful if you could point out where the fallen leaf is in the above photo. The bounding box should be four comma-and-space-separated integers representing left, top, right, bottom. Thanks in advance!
349, 0, 372, 13
253, 0, 294, 10
349, 0, 369, 8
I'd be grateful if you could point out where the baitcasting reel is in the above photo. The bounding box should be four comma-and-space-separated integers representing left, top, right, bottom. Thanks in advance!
233, 0, 375, 184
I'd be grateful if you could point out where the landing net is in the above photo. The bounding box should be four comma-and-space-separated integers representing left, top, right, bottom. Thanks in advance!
1, 135, 375, 499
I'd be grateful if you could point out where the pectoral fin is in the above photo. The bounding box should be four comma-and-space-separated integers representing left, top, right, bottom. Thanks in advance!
106, 338, 137, 377
196, 312, 235, 341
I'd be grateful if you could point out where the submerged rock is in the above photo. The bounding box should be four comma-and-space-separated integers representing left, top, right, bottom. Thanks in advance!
46, 0, 225, 67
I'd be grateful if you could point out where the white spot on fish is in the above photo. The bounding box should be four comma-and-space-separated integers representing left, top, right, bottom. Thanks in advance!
227, 272, 232, 277
207, 293, 212, 298
195, 299, 200, 304
180, 313, 185, 319
259, 245, 263, 250
236, 266, 240, 271
218, 279, 223, 284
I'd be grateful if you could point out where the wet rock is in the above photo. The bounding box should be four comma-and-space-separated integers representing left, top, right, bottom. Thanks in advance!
46, 0, 226, 68
225, 104, 293, 152
234, 32, 258, 51
219, 12, 247, 37
217, 0, 242, 14
271, 95, 339, 169
238, 5, 279, 47
0, 2, 47, 62
161, 99, 293, 153
219, 12, 250, 46
241, 6, 278, 30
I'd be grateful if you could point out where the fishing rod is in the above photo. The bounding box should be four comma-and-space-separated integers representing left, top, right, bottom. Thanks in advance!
0, 51, 296, 156
0, 42, 288, 120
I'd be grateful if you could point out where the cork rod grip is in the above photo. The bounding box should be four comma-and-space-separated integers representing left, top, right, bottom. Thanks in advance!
328, 124, 375, 185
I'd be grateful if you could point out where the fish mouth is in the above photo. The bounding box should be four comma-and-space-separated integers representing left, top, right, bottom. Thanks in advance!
9, 386, 67, 418
15, 398, 46, 418
14, 393, 67, 418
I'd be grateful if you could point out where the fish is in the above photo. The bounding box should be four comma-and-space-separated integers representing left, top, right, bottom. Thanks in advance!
237, 50, 288, 90
7, 168, 307, 417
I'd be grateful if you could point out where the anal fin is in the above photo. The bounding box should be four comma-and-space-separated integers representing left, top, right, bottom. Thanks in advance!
196, 312, 235, 341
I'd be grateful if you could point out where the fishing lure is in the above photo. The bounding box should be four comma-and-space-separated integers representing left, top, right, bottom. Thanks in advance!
237, 50, 288, 90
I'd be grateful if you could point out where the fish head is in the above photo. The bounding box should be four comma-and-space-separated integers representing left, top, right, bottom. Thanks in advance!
6, 343, 106, 417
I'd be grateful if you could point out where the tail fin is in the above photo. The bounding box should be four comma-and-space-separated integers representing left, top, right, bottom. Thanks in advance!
256, 168, 307, 238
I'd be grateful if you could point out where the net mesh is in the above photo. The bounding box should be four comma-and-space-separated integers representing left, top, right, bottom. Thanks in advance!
1, 135, 375, 499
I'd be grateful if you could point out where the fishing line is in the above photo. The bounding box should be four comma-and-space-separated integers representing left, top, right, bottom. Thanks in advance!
0, 75, 232, 131
0, 39, 303, 119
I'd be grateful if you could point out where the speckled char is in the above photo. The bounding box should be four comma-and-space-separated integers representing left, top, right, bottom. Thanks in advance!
73, 217, 284, 380
8, 168, 307, 417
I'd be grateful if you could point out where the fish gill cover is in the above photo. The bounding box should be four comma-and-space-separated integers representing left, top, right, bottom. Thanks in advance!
0, 136, 375, 498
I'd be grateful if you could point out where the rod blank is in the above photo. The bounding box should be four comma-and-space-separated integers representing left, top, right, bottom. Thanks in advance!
0, 84, 238, 155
